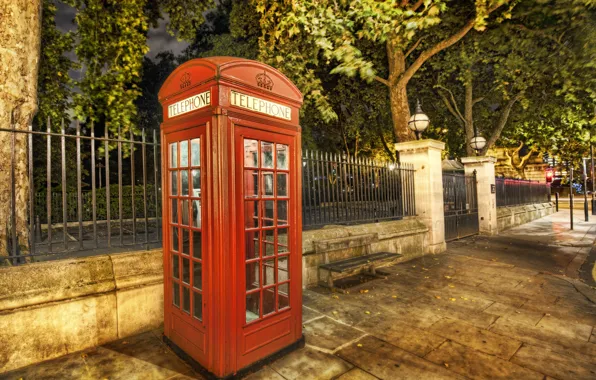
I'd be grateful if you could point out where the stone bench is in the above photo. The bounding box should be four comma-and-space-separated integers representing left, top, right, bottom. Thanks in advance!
314, 233, 402, 291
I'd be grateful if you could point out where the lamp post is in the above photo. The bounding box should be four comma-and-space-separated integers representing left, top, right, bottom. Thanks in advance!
583, 158, 589, 221
469, 136, 487, 156
408, 100, 430, 140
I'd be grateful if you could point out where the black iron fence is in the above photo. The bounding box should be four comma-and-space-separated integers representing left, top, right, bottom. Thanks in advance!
302, 150, 416, 228
443, 172, 479, 241
1, 115, 162, 266
495, 177, 551, 207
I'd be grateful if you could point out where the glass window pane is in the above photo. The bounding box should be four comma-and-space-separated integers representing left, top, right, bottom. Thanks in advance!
171, 199, 178, 224
264, 259, 275, 286
193, 262, 202, 290
193, 292, 202, 321
182, 229, 190, 254
263, 287, 275, 316
246, 292, 260, 323
263, 172, 274, 197
244, 139, 258, 168
261, 141, 274, 168
278, 283, 289, 310
172, 254, 179, 279
169, 143, 177, 168
181, 200, 189, 226
278, 256, 289, 282
192, 231, 202, 259
180, 141, 188, 167
244, 170, 259, 198
245, 201, 259, 229
173, 282, 180, 307
264, 230, 275, 257
172, 227, 179, 252
277, 144, 289, 170
277, 201, 288, 226
181, 170, 189, 196
263, 200, 274, 227
192, 200, 201, 228
277, 173, 288, 197
191, 138, 200, 166
245, 231, 260, 260
246, 262, 260, 290
183, 287, 190, 313
278, 228, 289, 254
182, 257, 190, 284
192, 169, 201, 197
170, 171, 178, 195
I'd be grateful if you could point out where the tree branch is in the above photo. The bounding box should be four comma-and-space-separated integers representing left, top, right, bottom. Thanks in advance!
398, 2, 507, 88
405, 37, 424, 59
480, 92, 524, 155
437, 91, 465, 126
516, 147, 536, 170
436, 85, 465, 124
374, 76, 390, 87
409, 0, 425, 12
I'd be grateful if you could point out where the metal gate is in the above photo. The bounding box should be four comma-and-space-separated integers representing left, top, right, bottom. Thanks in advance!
443, 172, 479, 241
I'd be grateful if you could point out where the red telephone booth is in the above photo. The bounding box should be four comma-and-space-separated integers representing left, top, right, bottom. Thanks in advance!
158, 57, 304, 378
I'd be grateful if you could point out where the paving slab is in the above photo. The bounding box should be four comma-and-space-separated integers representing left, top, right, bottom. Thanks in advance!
336, 336, 464, 380
489, 317, 596, 359
424, 340, 543, 380
428, 318, 522, 359
536, 314, 593, 341
335, 368, 379, 380
483, 302, 544, 326
511, 344, 596, 380
243, 366, 285, 380
302, 305, 322, 323
355, 319, 445, 357
269, 347, 352, 380
303, 316, 364, 352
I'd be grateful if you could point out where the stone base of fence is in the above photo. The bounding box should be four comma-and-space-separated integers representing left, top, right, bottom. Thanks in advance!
0, 250, 164, 373
0, 216, 433, 374
497, 202, 556, 232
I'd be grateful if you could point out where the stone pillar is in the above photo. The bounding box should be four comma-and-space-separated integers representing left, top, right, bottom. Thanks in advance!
395, 139, 446, 254
461, 156, 498, 235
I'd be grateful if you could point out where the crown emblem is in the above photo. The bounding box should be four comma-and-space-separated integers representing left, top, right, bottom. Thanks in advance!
180, 72, 191, 89
256, 71, 274, 90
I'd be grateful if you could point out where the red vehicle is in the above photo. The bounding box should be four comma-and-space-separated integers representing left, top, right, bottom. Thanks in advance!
158, 57, 304, 378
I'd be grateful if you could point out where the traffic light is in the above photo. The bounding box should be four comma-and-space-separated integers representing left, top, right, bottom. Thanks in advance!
546, 169, 554, 183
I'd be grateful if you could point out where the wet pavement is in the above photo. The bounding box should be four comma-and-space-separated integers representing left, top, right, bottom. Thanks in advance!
3, 211, 596, 380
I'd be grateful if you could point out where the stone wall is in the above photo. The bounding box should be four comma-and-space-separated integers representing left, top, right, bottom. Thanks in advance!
497, 202, 555, 232
0, 218, 430, 373
302, 218, 429, 287
0, 250, 164, 374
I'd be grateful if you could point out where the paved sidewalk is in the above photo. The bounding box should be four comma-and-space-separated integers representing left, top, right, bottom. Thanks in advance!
3, 211, 596, 380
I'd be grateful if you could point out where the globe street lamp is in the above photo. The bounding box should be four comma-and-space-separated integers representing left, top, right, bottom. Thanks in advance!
469, 136, 486, 155
408, 100, 430, 140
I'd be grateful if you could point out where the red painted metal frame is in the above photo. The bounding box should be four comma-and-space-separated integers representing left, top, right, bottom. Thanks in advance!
159, 57, 303, 378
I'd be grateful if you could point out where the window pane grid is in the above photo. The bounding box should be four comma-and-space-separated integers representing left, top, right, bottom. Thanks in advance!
243, 139, 291, 324
169, 138, 203, 321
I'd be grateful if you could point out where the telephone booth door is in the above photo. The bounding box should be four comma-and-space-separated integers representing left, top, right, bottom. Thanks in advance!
163, 124, 209, 364
159, 57, 303, 378
235, 124, 301, 368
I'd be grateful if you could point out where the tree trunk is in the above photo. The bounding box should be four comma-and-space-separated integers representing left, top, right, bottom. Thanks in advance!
0, 0, 42, 262
464, 80, 475, 156
387, 40, 415, 143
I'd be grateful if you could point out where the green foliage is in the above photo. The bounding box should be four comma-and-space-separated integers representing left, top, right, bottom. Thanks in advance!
250, 0, 511, 122
35, 0, 77, 129
34, 184, 158, 222
62, 0, 213, 142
